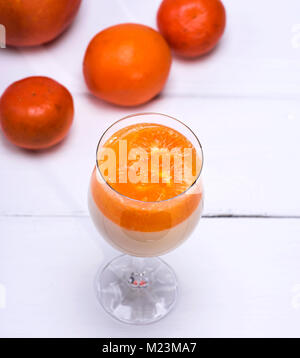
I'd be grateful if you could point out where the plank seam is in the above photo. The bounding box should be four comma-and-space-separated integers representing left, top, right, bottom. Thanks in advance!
0, 214, 300, 219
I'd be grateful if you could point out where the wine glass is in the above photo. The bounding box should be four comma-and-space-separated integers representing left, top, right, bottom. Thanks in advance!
88, 113, 204, 325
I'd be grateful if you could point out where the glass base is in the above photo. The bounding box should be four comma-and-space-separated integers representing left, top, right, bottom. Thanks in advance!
95, 255, 178, 325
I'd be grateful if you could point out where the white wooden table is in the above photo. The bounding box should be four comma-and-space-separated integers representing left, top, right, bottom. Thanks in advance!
1, 0, 300, 338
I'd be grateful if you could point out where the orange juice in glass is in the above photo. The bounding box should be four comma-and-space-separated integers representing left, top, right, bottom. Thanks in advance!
88, 113, 204, 324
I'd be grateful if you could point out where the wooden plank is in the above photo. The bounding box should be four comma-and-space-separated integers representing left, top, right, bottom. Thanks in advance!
1, 0, 300, 98
0, 217, 299, 337
0, 96, 299, 216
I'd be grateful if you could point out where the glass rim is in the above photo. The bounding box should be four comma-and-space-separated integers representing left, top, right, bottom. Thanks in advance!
95, 112, 204, 203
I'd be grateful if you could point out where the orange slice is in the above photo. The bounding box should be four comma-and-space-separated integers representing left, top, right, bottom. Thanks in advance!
91, 123, 203, 232
98, 123, 200, 201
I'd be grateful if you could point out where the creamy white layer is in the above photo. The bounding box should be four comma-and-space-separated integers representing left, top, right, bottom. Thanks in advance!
88, 190, 203, 257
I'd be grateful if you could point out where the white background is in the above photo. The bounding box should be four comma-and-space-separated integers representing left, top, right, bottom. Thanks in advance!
1, 0, 300, 337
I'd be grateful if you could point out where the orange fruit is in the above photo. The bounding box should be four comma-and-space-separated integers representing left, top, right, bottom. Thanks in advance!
157, 0, 226, 58
0, 76, 74, 150
0, 0, 82, 47
83, 23, 172, 107
91, 123, 202, 232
